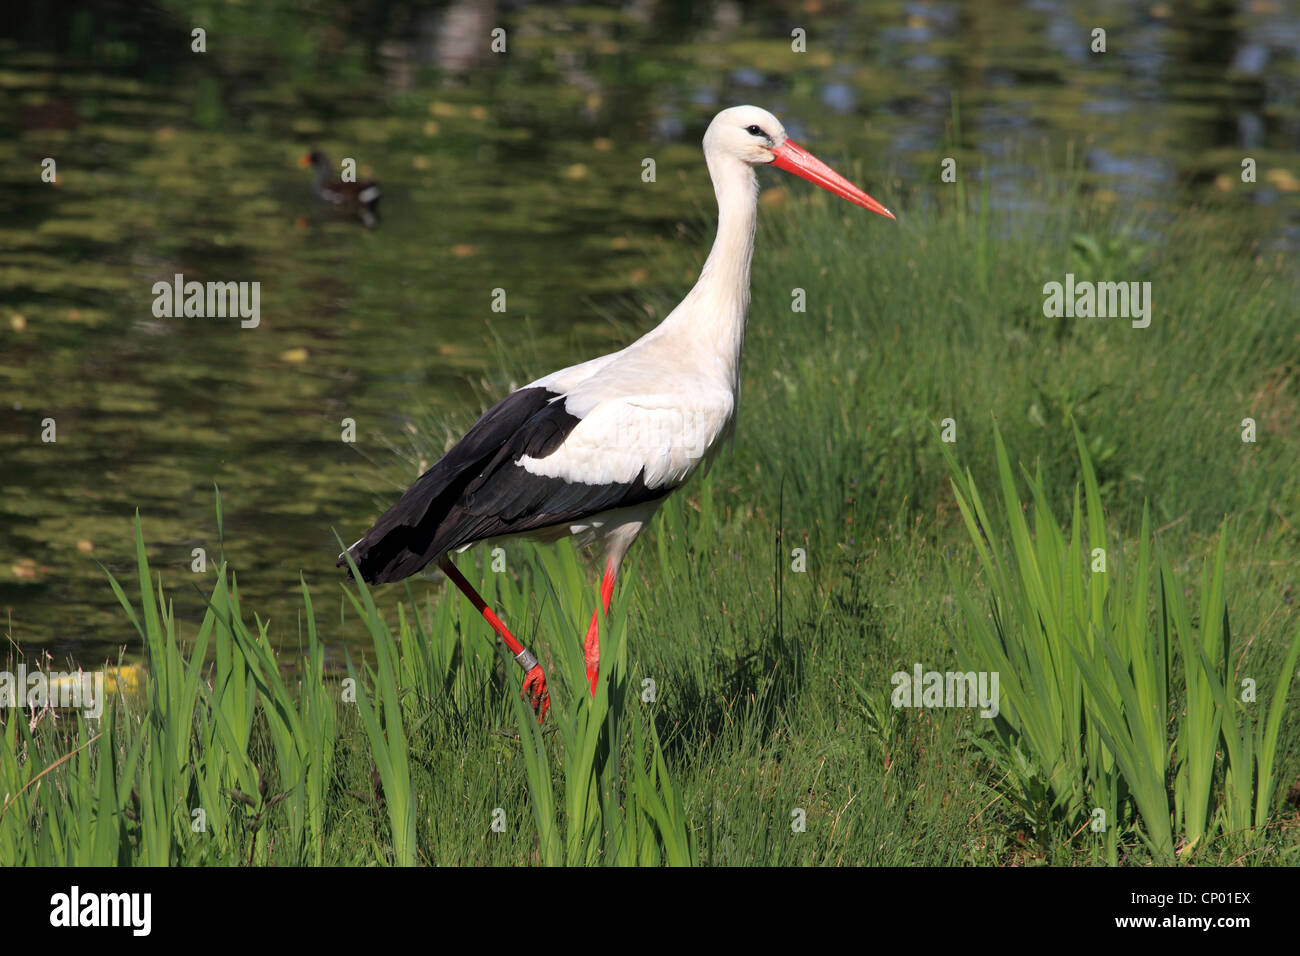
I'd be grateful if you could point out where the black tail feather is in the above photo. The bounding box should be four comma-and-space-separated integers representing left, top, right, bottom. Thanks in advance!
339, 386, 560, 584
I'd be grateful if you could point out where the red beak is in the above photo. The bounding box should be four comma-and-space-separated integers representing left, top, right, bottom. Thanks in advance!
770, 140, 895, 220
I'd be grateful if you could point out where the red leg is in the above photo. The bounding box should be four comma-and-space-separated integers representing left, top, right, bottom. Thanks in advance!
584, 563, 617, 696
438, 557, 549, 721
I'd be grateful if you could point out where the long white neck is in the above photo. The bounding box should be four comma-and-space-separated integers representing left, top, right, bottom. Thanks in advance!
653, 154, 758, 391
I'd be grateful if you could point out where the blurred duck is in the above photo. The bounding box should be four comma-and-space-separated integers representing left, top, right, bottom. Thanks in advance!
300, 149, 381, 228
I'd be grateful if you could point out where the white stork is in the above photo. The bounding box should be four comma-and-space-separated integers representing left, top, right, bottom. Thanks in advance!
340, 105, 894, 718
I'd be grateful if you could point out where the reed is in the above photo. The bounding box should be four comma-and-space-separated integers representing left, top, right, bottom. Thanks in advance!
943, 425, 1300, 860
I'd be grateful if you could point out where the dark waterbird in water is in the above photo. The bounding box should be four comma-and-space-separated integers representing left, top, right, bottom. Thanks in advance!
339, 106, 894, 719
300, 149, 381, 228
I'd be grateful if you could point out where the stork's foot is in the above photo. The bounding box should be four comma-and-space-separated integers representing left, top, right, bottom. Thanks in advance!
521, 664, 550, 722
584, 612, 600, 697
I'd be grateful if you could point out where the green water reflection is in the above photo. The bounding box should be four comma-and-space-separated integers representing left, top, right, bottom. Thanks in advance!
1, 0, 1296, 660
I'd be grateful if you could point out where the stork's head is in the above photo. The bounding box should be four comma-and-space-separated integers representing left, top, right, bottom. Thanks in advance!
705, 105, 789, 165
704, 105, 894, 220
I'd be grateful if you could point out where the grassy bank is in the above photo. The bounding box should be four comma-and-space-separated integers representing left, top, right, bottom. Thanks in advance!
3, 178, 1297, 865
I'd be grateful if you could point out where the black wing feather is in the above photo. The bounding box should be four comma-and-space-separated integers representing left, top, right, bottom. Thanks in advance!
341, 386, 672, 585
341, 386, 562, 582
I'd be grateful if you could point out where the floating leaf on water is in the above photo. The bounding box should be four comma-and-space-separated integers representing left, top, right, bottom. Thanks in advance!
1265, 168, 1299, 192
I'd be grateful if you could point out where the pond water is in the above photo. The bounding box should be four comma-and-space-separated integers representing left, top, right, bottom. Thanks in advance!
2, 0, 1297, 661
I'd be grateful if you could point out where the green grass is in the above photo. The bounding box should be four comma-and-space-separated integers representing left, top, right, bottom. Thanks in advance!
2, 176, 1297, 865
943, 424, 1300, 862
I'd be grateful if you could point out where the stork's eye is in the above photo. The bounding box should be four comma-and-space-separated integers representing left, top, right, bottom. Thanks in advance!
744, 124, 768, 138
